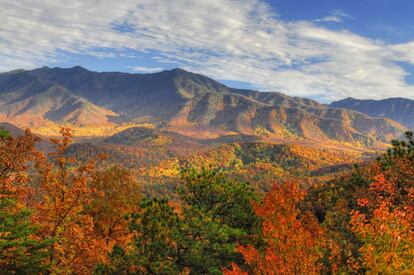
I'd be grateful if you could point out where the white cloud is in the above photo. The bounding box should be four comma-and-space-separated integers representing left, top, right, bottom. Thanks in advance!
1, 0, 414, 102
315, 16, 343, 23
314, 10, 352, 23
131, 66, 164, 73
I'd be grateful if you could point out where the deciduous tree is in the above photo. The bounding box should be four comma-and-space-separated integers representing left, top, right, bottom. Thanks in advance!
225, 182, 326, 275
30, 128, 105, 274
0, 129, 50, 274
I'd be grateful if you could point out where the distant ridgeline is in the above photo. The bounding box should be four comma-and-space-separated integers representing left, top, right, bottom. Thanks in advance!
331, 97, 414, 129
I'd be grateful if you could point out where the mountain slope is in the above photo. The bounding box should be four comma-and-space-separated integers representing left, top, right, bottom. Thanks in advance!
0, 122, 53, 152
0, 76, 118, 126
0, 66, 407, 146
330, 97, 414, 129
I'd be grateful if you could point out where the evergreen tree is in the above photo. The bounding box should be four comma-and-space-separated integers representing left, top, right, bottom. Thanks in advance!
95, 198, 183, 274
99, 167, 260, 274
178, 167, 261, 274
0, 128, 10, 139
0, 198, 50, 274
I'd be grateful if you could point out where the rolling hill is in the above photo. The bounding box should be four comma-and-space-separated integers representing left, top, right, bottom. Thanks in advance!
104, 126, 260, 147
0, 66, 407, 147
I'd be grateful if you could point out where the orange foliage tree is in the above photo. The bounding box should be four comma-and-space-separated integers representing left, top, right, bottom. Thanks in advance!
0, 130, 51, 273
350, 132, 414, 273
86, 165, 141, 247
225, 181, 328, 275
0, 129, 40, 203
351, 172, 414, 273
28, 128, 105, 274
0, 127, 141, 274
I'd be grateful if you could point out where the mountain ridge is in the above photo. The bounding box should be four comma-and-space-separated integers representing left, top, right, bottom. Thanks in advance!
330, 97, 414, 129
0, 66, 407, 147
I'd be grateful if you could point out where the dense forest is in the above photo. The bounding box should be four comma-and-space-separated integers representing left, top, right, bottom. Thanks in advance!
1, 127, 413, 274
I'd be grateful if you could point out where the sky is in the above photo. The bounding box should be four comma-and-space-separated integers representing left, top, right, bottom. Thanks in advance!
1, 0, 414, 102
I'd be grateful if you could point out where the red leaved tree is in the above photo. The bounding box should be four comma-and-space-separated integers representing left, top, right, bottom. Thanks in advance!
225, 181, 328, 275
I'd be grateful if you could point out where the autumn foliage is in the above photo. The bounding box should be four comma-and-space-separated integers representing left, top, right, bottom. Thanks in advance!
0, 130, 50, 274
225, 182, 326, 275
1, 128, 414, 274
0, 128, 140, 274
349, 133, 414, 273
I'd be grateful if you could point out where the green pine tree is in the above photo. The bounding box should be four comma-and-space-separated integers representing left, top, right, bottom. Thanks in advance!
0, 128, 10, 139
0, 198, 51, 274
177, 166, 261, 274
99, 166, 261, 274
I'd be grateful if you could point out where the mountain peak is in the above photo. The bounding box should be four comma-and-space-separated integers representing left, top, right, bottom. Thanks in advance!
169, 68, 187, 73
45, 66, 89, 73
54, 66, 89, 73
163, 68, 193, 76
71, 65, 88, 71
34, 66, 51, 71
337, 97, 357, 102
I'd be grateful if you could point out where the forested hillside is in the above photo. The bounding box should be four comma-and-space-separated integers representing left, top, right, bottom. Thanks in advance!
1, 127, 413, 274
0, 67, 406, 147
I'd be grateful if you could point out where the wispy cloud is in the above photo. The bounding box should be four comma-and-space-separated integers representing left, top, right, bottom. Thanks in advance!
314, 10, 352, 23
131, 66, 164, 73
1, 0, 414, 102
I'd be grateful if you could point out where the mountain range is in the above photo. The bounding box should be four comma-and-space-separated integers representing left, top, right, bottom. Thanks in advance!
331, 97, 414, 129
0, 66, 408, 147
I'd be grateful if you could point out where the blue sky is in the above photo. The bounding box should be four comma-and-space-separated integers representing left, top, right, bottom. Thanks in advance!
1, 0, 414, 102
275, 0, 414, 43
